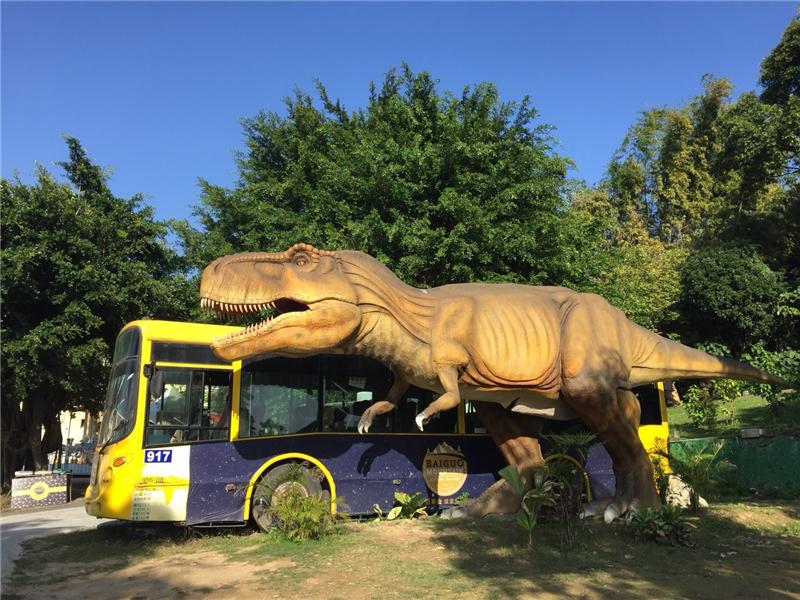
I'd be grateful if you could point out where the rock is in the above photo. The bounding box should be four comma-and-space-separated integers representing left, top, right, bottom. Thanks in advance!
665, 475, 707, 509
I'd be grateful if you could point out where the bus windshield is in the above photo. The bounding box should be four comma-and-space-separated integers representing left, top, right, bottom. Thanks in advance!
97, 327, 141, 449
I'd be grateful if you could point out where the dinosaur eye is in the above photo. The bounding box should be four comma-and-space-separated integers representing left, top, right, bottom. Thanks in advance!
294, 255, 309, 267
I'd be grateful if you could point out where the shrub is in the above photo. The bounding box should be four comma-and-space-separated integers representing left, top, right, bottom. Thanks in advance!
269, 490, 340, 541
542, 431, 595, 548
741, 344, 800, 410
628, 505, 696, 546
500, 465, 557, 547
679, 245, 785, 352
386, 491, 428, 520
255, 463, 341, 541
683, 385, 718, 429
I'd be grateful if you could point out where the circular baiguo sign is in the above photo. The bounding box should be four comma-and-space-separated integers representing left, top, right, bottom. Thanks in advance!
422, 442, 468, 497
29, 482, 50, 501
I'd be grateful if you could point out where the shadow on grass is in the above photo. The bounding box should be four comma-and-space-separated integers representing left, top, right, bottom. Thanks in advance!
5, 504, 799, 599
429, 503, 800, 599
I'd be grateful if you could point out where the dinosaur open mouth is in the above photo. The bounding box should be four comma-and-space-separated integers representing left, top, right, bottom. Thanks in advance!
201, 296, 311, 346
200, 296, 310, 318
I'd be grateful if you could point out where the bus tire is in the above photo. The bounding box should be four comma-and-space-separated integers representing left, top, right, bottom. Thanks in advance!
251, 462, 324, 532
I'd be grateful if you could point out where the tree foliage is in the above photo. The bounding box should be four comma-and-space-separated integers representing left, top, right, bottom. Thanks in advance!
178, 65, 612, 291
1, 138, 191, 485
759, 15, 800, 106
602, 15, 800, 353
679, 246, 785, 352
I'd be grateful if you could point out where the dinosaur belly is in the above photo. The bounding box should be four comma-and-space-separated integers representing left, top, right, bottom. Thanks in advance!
464, 294, 562, 391
461, 387, 577, 421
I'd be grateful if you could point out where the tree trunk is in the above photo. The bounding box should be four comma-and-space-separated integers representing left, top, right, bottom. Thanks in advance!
1, 401, 28, 491
42, 409, 63, 458
23, 398, 47, 471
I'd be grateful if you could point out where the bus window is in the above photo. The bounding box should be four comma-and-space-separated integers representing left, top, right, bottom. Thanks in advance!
145, 368, 231, 446
321, 355, 392, 432
463, 401, 487, 434
634, 383, 664, 426
97, 327, 141, 449
240, 357, 320, 438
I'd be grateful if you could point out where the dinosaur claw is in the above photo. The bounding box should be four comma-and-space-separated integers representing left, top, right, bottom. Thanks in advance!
415, 413, 427, 432
603, 503, 623, 523
357, 416, 370, 435
580, 498, 611, 520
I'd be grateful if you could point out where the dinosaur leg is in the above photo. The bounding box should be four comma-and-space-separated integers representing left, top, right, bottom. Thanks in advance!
464, 402, 545, 517
565, 387, 659, 522
358, 371, 410, 434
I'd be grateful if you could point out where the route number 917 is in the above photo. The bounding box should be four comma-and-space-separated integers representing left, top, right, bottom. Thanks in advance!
145, 449, 172, 463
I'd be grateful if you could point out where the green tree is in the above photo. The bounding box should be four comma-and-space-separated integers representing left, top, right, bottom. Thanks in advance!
571, 189, 687, 330
655, 77, 730, 244
759, 14, 800, 106
714, 92, 799, 213
604, 77, 731, 245
601, 16, 800, 354
605, 108, 666, 231
678, 246, 785, 352
1, 138, 191, 488
177, 65, 611, 291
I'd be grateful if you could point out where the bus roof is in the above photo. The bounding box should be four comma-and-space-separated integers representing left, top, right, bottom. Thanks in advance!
121, 319, 243, 345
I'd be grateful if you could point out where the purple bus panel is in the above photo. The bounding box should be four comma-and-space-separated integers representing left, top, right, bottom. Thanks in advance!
186, 433, 504, 524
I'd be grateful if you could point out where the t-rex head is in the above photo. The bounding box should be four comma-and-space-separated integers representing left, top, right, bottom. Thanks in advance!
200, 243, 362, 361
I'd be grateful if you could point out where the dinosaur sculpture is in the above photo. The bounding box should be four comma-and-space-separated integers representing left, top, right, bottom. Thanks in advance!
200, 243, 790, 522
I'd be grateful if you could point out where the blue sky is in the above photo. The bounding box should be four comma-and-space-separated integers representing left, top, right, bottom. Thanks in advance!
3, 2, 797, 226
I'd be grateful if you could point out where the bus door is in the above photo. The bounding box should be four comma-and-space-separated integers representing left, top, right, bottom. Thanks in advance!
138, 343, 234, 523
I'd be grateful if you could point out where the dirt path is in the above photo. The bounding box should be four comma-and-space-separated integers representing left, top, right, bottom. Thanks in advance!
4, 501, 799, 599
0, 500, 102, 591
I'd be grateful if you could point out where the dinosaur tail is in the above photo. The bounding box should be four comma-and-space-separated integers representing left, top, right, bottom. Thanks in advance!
628, 324, 792, 388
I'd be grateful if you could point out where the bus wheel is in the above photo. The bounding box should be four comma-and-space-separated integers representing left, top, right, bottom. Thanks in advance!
251, 463, 324, 532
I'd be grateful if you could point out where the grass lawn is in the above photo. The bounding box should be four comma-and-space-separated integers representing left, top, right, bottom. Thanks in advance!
667, 394, 800, 440
4, 501, 799, 599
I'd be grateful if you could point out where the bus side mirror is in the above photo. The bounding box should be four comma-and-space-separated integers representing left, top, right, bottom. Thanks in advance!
146, 365, 163, 399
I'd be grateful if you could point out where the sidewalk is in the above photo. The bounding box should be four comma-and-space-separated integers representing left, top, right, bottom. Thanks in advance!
0, 499, 103, 590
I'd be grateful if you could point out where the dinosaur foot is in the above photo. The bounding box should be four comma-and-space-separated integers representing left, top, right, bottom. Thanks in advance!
459, 479, 522, 518
579, 498, 612, 520
580, 496, 644, 523
604, 497, 641, 523
439, 506, 469, 520
582, 465, 659, 523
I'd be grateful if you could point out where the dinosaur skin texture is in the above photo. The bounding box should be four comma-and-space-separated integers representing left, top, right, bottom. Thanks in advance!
200, 243, 790, 522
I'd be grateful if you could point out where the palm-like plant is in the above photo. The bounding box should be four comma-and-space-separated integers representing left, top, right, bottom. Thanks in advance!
500, 465, 558, 547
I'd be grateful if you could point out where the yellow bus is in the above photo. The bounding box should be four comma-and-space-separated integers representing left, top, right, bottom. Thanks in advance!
85, 320, 669, 527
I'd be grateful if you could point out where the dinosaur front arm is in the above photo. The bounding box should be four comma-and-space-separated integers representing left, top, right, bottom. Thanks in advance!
357, 369, 410, 434
414, 299, 472, 430
415, 366, 463, 431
